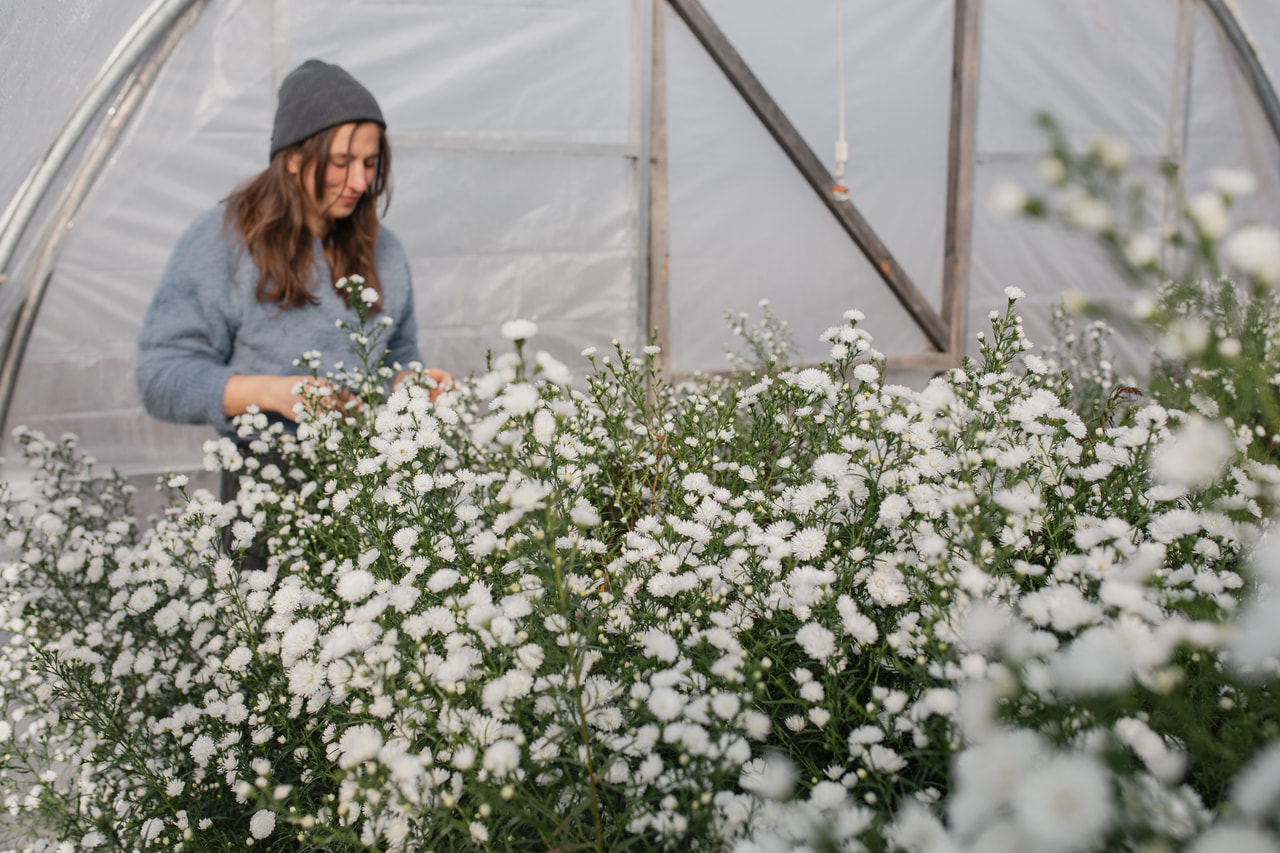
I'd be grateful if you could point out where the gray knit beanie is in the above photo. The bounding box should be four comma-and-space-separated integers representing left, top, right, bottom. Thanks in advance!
269, 59, 386, 160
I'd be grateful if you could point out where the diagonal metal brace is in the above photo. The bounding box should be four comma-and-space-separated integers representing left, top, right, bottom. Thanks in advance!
667, 0, 949, 351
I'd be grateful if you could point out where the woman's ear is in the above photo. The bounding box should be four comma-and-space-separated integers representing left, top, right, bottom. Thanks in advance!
285, 150, 302, 176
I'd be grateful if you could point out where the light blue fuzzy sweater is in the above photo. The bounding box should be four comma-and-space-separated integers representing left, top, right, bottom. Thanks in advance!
135, 205, 422, 436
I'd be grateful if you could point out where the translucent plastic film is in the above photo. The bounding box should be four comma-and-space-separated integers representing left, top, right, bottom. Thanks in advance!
3, 0, 643, 477
664, 0, 949, 372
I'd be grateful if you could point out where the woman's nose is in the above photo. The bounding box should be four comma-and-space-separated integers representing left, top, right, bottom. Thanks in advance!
348, 164, 369, 193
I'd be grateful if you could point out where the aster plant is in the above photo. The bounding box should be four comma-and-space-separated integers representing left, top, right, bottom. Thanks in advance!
2, 149, 1280, 853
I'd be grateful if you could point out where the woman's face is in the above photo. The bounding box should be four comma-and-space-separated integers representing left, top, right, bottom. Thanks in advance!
289, 122, 383, 230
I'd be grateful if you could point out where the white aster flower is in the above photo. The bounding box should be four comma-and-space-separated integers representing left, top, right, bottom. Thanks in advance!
1187, 824, 1279, 853
249, 809, 276, 839
988, 179, 1028, 218
795, 623, 837, 661
1151, 418, 1233, 491
500, 383, 541, 415
1209, 167, 1257, 199
482, 739, 521, 778
336, 569, 376, 603
338, 724, 384, 769
1189, 192, 1230, 239
642, 629, 679, 663
1124, 232, 1161, 268
288, 661, 326, 698
1231, 740, 1280, 820
647, 686, 686, 721
1089, 133, 1131, 170
1224, 224, 1280, 284
740, 753, 796, 800
1065, 193, 1113, 233
500, 319, 538, 341
139, 819, 163, 841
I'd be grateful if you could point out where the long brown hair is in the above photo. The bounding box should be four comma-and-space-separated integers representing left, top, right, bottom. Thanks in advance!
224, 122, 392, 310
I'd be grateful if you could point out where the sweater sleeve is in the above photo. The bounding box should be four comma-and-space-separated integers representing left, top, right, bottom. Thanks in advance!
377, 228, 424, 380
135, 210, 240, 433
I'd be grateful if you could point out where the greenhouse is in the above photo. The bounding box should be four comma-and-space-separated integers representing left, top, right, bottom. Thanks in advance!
1, 1, 1280, 850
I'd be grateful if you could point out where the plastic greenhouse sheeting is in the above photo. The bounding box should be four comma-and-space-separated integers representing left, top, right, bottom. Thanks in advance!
2, 0, 1279, 479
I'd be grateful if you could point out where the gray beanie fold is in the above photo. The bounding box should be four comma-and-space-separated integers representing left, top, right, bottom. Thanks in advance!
270, 59, 385, 160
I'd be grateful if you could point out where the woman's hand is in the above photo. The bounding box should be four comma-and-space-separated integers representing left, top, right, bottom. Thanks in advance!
393, 367, 454, 402
223, 374, 354, 421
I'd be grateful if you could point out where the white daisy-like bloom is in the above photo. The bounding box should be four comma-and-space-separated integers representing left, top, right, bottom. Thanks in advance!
795, 623, 837, 661
532, 409, 557, 444
867, 744, 907, 773
338, 724, 384, 769
224, 646, 252, 672
948, 729, 1048, 837
852, 362, 879, 384
1090, 133, 1132, 170
987, 179, 1027, 218
866, 566, 909, 607
500, 319, 538, 341
249, 809, 276, 839
1050, 625, 1135, 694
287, 661, 326, 698
740, 753, 796, 800
1010, 754, 1113, 852
1124, 232, 1161, 268
391, 527, 418, 555
1064, 192, 1113, 234
878, 494, 911, 527
128, 585, 158, 614
642, 629, 679, 663
741, 710, 771, 741
1115, 717, 1185, 783
427, 568, 462, 593
790, 526, 827, 559
1230, 592, 1280, 674
1209, 167, 1257, 198
1004, 286, 1025, 300
469, 822, 491, 843
191, 736, 216, 767
336, 569, 376, 603
791, 368, 836, 396
837, 596, 879, 645
500, 383, 541, 416
535, 350, 572, 385
790, 484, 830, 517
482, 739, 521, 778
1189, 192, 1230, 240
139, 818, 163, 841
452, 745, 477, 770
569, 499, 600, 527
1187, 825, 1280, 853
711, 693, 741, 719
1224, 224, 1280, 284
888, 802, 949, 852
647, 686, 686, 721
1231, 740, 1280, 820
1023, 353, 1049, 375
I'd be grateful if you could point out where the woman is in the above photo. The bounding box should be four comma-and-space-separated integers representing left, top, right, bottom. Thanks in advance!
135, 59, 447, 442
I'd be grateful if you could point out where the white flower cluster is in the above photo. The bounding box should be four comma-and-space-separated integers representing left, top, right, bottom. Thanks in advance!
1, 292, 1279, 852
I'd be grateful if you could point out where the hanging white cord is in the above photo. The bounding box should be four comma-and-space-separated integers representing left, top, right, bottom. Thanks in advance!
833, 0, 850, 200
